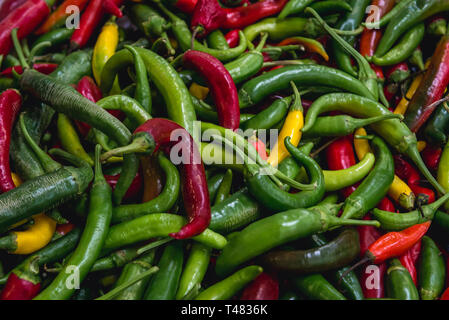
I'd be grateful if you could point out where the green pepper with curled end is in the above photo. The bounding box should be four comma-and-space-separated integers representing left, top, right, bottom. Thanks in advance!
418, 236, 446, 300
215, 206, 380, 277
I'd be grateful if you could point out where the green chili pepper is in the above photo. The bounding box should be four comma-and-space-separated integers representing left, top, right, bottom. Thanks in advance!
330, 266, 364, 300
386, 258, 419, 300
307, 0, 353, 16
292, 274, 347, 300
100, 47, 196, 136
207, 30, 229, 50
113, 250, 157, 300
245, 137, 325, 211
241, 97, 291, 131
112, 153, 180, 223
34, 146, 112, 300
124, 45, 152, 114
331, 0, 371, 76
438, 140, 449, 211
238, 65, 376, 108
104, 213, 227, 252
376, 0, 449, 57
278, 0, 314, 19
418, 236, 446, 300
243, 17, 322, 43
214, 169, 233, 205
341, 136, 394, 219
372, 192, 449, 231
196, 265, 263, 300
57, 113, 94, 166
3, 55, 20, 68
304, 114, 402, 138
215, 207, 380, 277
261, 228, 360, 275
209, 188, 261, 234
434, 210, 449, 232
424, 103, 449, 146
31, 28, 74, 56
303, 93, 446, 194
207, 172, 225, 202
176, 243, 211, 300
372, 23, 425, 66
144, 241, 184, 300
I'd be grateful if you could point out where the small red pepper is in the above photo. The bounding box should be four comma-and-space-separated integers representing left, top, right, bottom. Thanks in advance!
172, 0, 198, 14
0, 63, 58, 77
70, 0, 123, 50
0, 272, 41, 300
105, 169, 143, 201
0, 0, 51, 55
0, 89, 22, 193
103, 0, 123, 18
421, 144, 442, 172
240, 272, 279, 300
191, 0, 226, 37
56, 223, 75, 236
325, 135, 359, 198
134, 118, 211, 239
183, 50, 240, 130
404, 31, 449, 132
225, 29, 240, 48
399, 240, 421, 285
222, 0, 288, 30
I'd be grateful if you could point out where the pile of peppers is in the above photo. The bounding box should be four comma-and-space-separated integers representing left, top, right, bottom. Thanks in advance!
1, 0, 449, 301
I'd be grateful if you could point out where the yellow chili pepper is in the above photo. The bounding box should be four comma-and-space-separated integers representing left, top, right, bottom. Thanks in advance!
93, 21, 120, 93
354, 129, 415, 210
267, 82, 303, 167
189, 83, 209, 100
394, 60, 431, 115
1, 174, 56, 255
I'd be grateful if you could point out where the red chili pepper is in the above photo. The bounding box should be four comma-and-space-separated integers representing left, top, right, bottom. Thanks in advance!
103, 0, 123, 18
366, 221, 431, 264
0, 63, 58, 77
0, 272, 40, 300
399, 240, 421, 285
0, 0, 27, 22
422, 144, 442, 172
360, 262, 387, 299
191, 0, 226, 37
222, 0, 288, 29
0, 89, 21, 193
224, 29, 240, 48
325, 135, 359, 198
377, 197, 396, 212
0, 0, 51, 55
441, 287, 449, 300
134, 118, 211, 239
70, 0, 123, 50
56, 223, 75, 236
404, 32, 449, 132
105, 169, 143, 201
172, 0, 198, 14
240, 272, 279, 300
183, 50, 240, 130
394, 155, 435, 204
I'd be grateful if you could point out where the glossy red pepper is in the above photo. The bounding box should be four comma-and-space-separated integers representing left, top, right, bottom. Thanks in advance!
103, 0, 123, 18
0, 273, 40, 300
134, 118, 211, 239
0, 89, 21, 193
172, 0, 198, 14
225, 29, 240, 48
404, 32, 449, 132
394, 155, 435, 204
56, 223, 75, 236
399, 240, 421, 285
183, 50, 240, 130
0, 0, 50, 55
325, 135, 359, 198
191, 0, 226, 37
0, 0, 27, 22
222, 0, 288, 29
0, 63, 58, 77
422, 144, 442, 172
70, 0, 123, 49
240, 272, 279, 300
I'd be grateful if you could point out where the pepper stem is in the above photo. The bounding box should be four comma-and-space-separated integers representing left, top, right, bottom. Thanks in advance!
19, 113, 62, 173
354, 113, 403, 128
254, 32, 269, 52
48, 148, 89, 169
96, 266, 159, 300
0, 234, 16, 251
137, 237, 173, 255
100, 132, 156, 162
28, 41, 52, 63
11, 29, 29, 69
